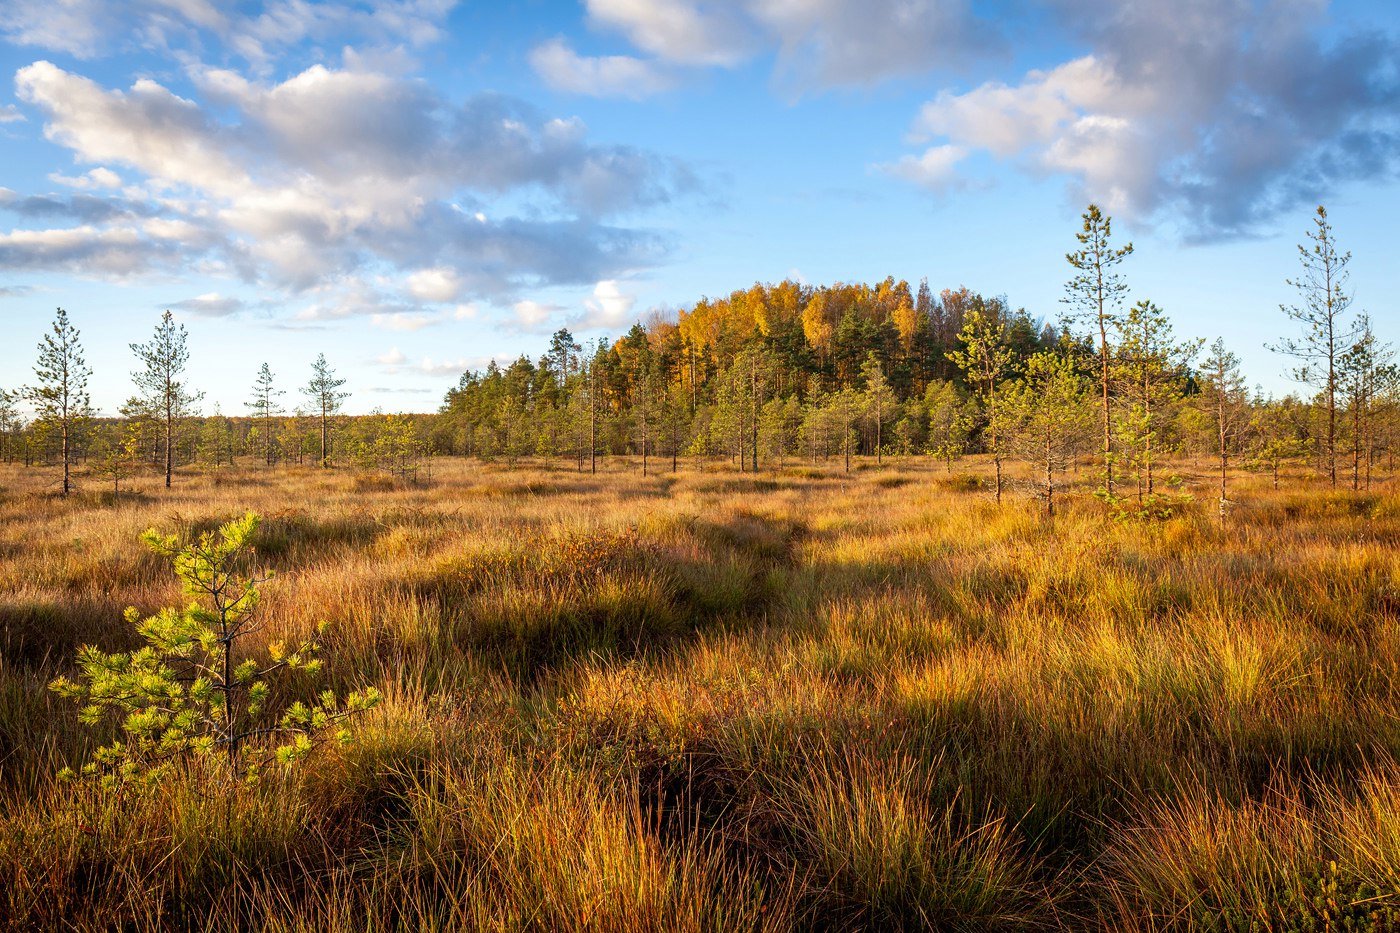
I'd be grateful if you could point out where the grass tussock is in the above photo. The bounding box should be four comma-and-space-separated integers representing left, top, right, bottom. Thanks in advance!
1, 456, 1399, 929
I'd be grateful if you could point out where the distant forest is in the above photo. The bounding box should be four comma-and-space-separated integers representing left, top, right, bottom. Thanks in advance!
5, 206, 1395, 511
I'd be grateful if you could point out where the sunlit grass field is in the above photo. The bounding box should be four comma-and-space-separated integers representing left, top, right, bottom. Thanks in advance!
2, 457, 1399, 930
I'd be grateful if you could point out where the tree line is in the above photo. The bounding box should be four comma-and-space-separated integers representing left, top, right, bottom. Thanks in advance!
4, 205, 1395, 517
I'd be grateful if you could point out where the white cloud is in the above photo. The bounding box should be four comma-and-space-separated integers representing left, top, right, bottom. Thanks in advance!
529, 38, 676, 100
0, 224, 157, 275
8, 59, 680, 300
586, 0, 751, 68
406, 266, 463, 302
49, 167, 123, 189
582, 279, 636, 329
886, 1, 1400, 235
877, 144, 968, 193
512, 299, 561, 331
376, 347, 407, 366
0, 104, 23, 123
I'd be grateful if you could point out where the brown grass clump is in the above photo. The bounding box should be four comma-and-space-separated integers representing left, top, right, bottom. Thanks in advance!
1, 456, 1399, 930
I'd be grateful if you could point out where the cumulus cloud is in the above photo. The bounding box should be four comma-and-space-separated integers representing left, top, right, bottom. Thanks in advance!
406, 266, 463, 302
8, 59, 682, 298
581, 279, 636, 329
529, 38, 676, 100
0, 103, 22, 123
512, 299, 563, 332
893, 0, 1400, 235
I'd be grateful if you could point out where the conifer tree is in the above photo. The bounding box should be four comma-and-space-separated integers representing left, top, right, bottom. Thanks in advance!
51, 513, 380, 784
248, 363, 285, 467
1338, 316, 1395, 491
1064, 204, 1133, 500
1112, 300, 1201, 507
25, 308, 92, 497
1197, 339, 1250, 525
999, 351, 1095, 516
948, 309, 1014, 502
1269, 205, 1359, 487
0, 388, 19, 464
861, 352, 894, 465
131, 310, 202, 489
924, 380, 972, 472
303, 354, 349, 468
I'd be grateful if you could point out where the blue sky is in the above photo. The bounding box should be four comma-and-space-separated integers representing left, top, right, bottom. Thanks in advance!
1, 0, 1397, 415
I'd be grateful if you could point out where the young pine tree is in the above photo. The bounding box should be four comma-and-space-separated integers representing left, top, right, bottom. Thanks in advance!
999, 351, 1095, 516
1197, 339, 1250, 525
50, 513, 381, 785
1112, 300, 1201, 509
0, 388, 19, 464
131, 310, 202, 489
861, 352, 894, 465
1337, 317, 1395, 491
1063, 204, 1134, 501
248, 362, 285, 467
1269, 205, 1360, 488
948, 309, 1015, 502
24, 308, 92, 498
924, 380, 973, 472
304, 354, 350, 468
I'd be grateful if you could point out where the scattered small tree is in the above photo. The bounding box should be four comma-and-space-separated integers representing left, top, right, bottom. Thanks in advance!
132, 310, 202, 489
1064, 204, 1134, 501
304, 354, 350, 468
924, 380, 972, 472
1249, 394, 1311, 490
999, 351, 1095, 516
24, 308, 92, 497
861, 352, 894, 465
248, 362, 285, 467
1269, 205, 1359, 488
50, 513, 381, 785
948, 309, 1014, 502
0, 388, 20, 463
1197, 339, 1250, 525
92, 424, 143, 498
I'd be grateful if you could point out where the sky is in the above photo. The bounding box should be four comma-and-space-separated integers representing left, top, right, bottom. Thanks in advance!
0, 0, 1397, 416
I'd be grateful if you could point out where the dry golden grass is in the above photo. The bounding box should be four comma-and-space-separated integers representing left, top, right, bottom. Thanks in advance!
1, 456, 1399, 930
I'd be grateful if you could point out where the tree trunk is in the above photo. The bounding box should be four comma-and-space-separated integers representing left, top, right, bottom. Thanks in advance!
164, 400, 174, 488
61, 416, 71, 497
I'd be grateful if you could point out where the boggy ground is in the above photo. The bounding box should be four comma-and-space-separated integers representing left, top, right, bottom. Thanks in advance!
1, 457, 1398, 931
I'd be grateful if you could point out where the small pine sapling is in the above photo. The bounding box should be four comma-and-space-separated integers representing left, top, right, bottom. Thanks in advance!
51, 512, 380, 785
